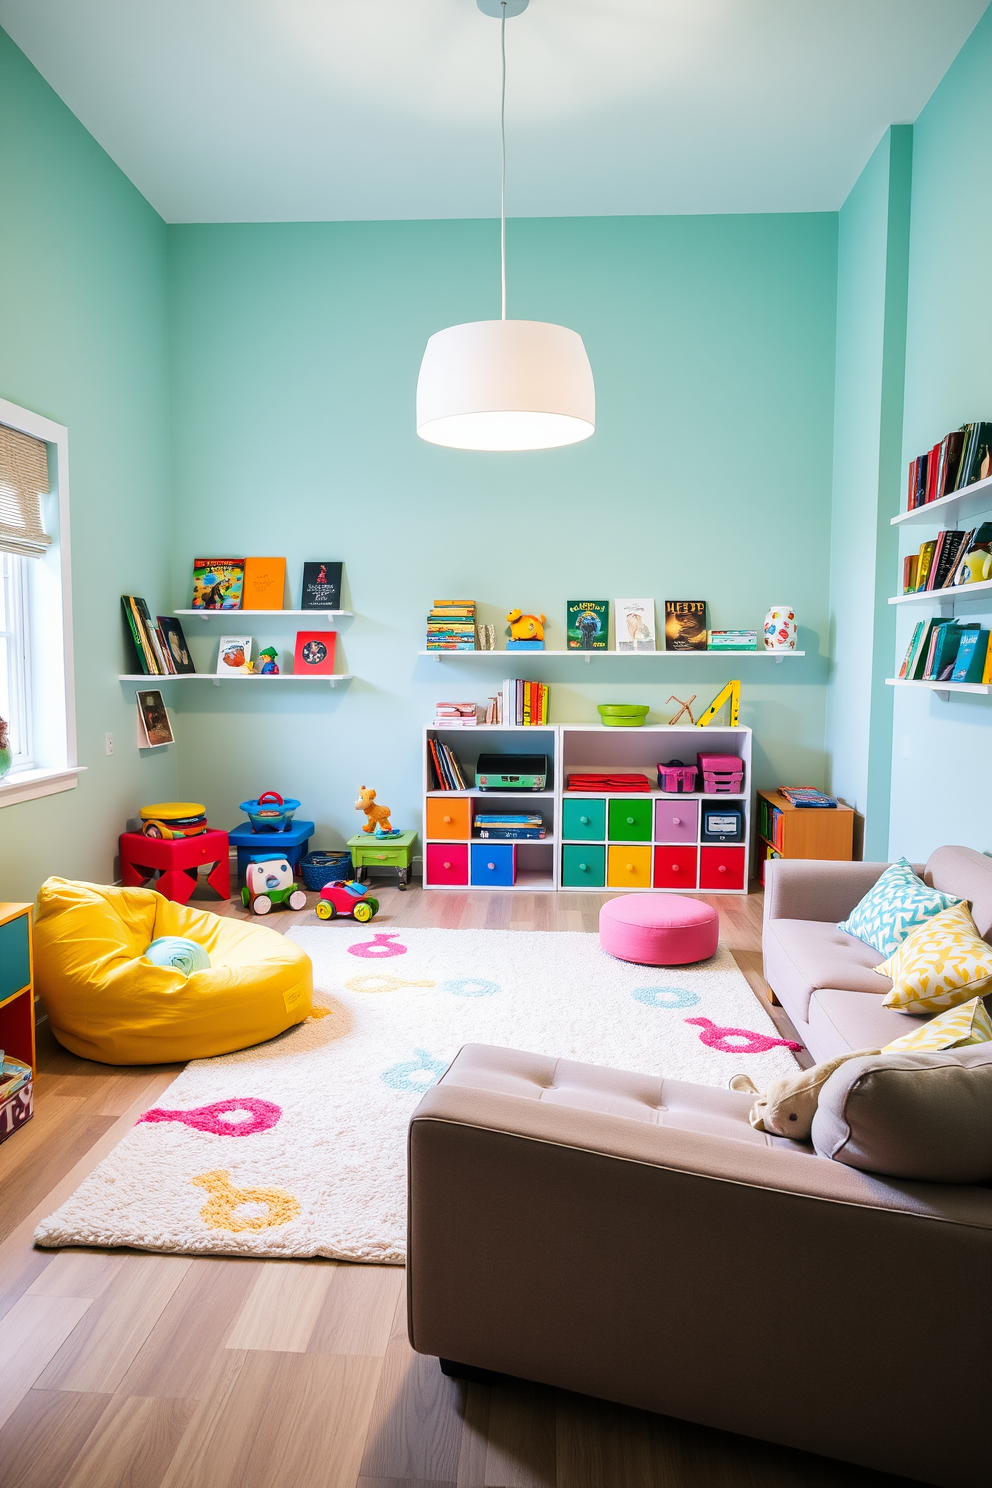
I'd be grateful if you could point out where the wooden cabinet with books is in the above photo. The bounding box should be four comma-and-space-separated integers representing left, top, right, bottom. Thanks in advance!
756, 791, 854, 885
0, 904, 35, 1146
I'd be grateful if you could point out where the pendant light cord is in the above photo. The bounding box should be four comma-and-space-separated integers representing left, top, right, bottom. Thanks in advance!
500, 0, 507, 319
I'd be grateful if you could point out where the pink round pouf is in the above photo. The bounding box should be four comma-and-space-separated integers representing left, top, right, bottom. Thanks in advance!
599, 895, 719, 966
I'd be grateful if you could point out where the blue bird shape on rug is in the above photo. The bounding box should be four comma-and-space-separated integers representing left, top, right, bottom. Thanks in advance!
380, 1048, 449, 1092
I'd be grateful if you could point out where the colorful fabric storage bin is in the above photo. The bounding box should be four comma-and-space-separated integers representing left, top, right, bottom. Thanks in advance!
697, 753, 744, 793
656, 761, 698, 792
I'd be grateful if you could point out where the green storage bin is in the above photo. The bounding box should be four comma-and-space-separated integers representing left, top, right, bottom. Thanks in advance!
562, 798, 606, 841
561, 844, 606, 888
608, 798, 653, 842
0, 913, 30, 1004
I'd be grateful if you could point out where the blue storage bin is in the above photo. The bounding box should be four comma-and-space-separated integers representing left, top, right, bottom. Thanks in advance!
470, 842, 517, 886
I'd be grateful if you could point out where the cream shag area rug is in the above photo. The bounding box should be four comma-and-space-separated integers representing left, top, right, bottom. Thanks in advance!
35, 926, 801, 1263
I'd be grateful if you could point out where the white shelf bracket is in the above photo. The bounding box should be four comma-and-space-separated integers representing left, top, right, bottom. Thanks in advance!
212, 678, 220, 687
935, 689, 950, 702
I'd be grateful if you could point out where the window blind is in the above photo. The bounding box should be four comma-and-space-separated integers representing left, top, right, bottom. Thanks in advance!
0, 423, 51, 558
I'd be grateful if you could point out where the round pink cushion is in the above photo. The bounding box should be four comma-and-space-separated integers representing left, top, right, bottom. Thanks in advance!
599, 894, 719, 966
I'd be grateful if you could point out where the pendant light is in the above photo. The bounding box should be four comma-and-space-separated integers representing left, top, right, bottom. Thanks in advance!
416, 0, 595, 452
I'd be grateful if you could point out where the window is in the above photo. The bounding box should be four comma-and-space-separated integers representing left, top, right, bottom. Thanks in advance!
0, 553, 33, 769
0, 398, 79, 807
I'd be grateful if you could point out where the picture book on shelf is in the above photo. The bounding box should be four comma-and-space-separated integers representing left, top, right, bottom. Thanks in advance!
664, 601, 707, 651
951, 629, 990, 683
241, 557, 286, 610
191, 559, 245, 610
217, 636, 253, 675
156, 616, 196, 674
136, 689, 174, 748
614, 599, 655, 651
293, 630, 337, 674
301, 562, 343, 611
567, 601, 608, 650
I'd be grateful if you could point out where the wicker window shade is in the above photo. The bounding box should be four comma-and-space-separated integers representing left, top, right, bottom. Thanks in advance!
0, 423, 51, 558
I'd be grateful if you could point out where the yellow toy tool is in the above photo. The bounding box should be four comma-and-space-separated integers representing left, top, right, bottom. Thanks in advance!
697, 680, 740, 727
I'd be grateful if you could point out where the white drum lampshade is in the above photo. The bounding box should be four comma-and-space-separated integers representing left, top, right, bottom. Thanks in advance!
416, 319, 595, 451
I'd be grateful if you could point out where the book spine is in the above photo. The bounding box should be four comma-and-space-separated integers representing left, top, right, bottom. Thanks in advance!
122, 598, 151, 674
128, 597, 160, 673
428, 738, 446, 790
925, 531, 947, 590
983, 634, 992, 685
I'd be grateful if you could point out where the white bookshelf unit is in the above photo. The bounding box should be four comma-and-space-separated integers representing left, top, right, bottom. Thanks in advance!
423, 724, 751, 896
888, 471, 992, 696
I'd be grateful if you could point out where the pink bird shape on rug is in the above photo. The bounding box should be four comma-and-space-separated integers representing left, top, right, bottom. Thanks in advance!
348, 932, 407, 959
684, 1018, 802, 1055
137, 1097, 282, 1137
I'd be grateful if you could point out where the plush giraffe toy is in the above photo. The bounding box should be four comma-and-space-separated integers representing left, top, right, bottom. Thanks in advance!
355, 786, 396, 836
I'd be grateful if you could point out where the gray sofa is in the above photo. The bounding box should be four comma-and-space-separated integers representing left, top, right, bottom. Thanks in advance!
763, 844, 992, 1062
407, 1042, 992, 1488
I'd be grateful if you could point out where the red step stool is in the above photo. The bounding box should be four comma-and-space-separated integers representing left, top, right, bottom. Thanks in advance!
119, 829, 230, 905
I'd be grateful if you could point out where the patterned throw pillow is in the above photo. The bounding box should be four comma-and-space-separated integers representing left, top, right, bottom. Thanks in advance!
876, 901, 992, 1014
883, 996, 992, 1051
838, 857, 960, 956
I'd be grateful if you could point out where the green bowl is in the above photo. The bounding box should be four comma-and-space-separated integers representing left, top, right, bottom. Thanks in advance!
597, 703, 650, 728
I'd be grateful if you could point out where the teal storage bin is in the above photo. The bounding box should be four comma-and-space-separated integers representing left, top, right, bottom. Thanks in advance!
562, 799, 606, 841
561, 844, 606, 888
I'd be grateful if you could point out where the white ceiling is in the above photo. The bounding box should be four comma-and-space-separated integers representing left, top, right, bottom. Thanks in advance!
0, 0, 986, 223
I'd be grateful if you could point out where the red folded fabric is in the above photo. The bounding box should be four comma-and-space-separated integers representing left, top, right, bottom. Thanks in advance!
567, 773, 652, 791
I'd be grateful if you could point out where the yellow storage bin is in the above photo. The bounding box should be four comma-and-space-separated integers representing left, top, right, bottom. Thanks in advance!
607, 846, 653, 890
33, 878, 312, 1065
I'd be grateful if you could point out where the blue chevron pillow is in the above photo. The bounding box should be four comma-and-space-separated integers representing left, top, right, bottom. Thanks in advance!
839, 858, 961, 957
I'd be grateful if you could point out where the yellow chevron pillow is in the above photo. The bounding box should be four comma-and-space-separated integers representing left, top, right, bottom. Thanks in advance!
883, 996, 992, 1051
877, 901, 992, 1014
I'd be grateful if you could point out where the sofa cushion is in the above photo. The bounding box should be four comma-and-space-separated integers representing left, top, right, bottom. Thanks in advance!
884, 997, 992, 1053
762, 918, 889, 1024
838, 857, 961, 956
811, 1046, 992, 1182
878, 901, 992, 1014
806, 988, 926, 1061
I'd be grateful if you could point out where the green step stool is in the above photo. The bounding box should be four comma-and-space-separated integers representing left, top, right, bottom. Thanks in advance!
347, 830, 418, 890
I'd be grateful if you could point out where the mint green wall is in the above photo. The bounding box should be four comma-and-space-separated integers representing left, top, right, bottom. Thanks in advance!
890, 6, 992, 860
0, 29, 175, 902
166, 216, 837, 850
825, 127, 912, 858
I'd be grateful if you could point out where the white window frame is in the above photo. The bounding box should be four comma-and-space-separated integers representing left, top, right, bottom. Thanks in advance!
0, 551, 34, 768
0, 397, 82, 808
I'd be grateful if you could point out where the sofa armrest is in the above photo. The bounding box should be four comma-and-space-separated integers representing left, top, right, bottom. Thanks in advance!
408, 1054, 992, 1487
762, 858, 902, 924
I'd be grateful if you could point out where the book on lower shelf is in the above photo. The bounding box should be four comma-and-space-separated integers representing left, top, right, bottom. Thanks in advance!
428, 738, 468, 790
482, 681, 549, 725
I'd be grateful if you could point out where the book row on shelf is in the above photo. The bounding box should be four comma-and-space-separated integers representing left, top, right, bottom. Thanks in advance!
431, 682, 549, 730
898, 617, 992, 685
121, 596, 338, 677
424, 598, 766, 653
189, 558, 343, 611
906, 422, 992, 511
902, 525, 992, 594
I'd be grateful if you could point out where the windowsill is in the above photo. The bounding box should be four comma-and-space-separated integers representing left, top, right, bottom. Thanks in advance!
0, 765, 85, 807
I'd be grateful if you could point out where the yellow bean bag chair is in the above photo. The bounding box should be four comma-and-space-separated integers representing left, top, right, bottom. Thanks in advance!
34, 878, 312, 1065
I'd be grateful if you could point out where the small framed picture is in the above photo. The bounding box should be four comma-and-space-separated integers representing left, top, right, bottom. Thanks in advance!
136, 690, 174, 748
217, 635, 253, 675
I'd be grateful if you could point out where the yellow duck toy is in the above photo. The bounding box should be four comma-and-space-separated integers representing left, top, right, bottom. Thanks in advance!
505, 609, 546, 642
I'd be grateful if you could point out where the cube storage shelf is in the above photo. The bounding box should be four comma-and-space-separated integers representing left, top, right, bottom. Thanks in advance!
423, 724, 752, 895
0, 903, 36, 1145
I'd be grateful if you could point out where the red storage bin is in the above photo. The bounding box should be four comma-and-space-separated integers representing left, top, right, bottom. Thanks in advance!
653, 847, 698, 889
426, 843, 468, 886
699, 846, 746, 890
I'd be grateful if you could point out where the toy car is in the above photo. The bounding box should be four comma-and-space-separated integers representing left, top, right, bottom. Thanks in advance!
314, 880, 380, 923
241, 854, 308, 915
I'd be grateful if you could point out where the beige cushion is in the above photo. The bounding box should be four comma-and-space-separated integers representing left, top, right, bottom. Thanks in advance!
811, 1046, 992, 1183
762, 918, 890, 1024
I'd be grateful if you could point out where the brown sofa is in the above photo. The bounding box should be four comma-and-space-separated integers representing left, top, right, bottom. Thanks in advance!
407, 1043, 991, 1488
762, 844, 992, 1061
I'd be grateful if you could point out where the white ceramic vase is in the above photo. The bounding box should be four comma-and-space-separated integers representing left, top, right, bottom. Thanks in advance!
763, 606, 797, 651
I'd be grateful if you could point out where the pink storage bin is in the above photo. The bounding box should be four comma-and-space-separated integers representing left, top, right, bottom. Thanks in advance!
702, 771, 744, 794
656, 762, 698, 793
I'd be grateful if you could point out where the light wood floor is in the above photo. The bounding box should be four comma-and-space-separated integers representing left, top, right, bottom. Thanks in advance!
0, 883, 909, 1488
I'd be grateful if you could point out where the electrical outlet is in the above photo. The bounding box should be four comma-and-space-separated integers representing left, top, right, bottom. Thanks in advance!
105, 732, 114, 756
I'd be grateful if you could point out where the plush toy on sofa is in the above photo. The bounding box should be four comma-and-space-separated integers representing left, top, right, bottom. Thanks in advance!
730, 1051, 878, 1139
